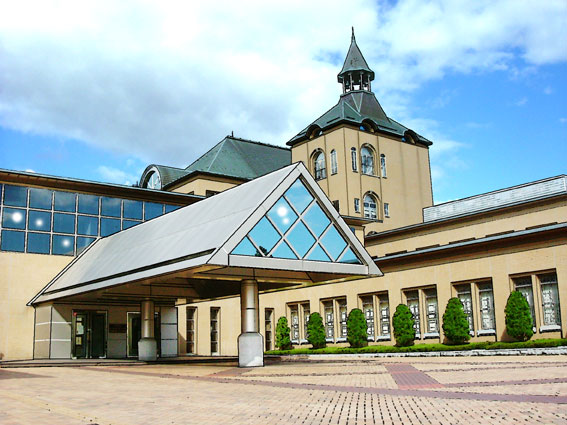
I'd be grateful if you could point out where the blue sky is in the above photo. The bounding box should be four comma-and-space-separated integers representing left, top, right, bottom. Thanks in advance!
0, 0, 566, 203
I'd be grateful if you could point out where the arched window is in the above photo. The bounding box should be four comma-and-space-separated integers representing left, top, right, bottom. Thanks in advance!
363, 194, 378, 219
144, 170, 161, 190
380, 154, 387, 177
313, 150, 326, 180
361, 146, 375, 175
330, 150, 338, 175
351, 148, 357, 172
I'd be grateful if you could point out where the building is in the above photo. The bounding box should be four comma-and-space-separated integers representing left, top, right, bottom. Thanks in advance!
0, 31, 565, 364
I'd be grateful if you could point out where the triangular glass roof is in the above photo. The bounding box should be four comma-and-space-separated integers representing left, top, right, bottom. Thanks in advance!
231, 179, 362, 264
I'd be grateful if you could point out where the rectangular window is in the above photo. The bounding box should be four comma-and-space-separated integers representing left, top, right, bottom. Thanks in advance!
29, 188, 53, 210
424, 288, 439, 336
100, 218, 121, 237
28, 210, 51, 232
265, 308, 274, 351
332, 200, 340, 213
53, 213, 75, 234
539, 273, 561, 328
210, 307, 220, 355
514, 276, 536, 328
52, 234, 74, 256
406, 291, 420, 337
123, 200, 143, 220
144, 202, 163, 220
1, 230, 25, 252
378, 295, 390, 338
78, 194, 100, 215
27, 232, 50, 254
301, 303, 310, 342
3, 185, 28, 207
361, 296, 374, 340
77, 215, 98, 236
290, 305, 300, 342
455, 284, 474, 333
101, 197, 122, 217
122, 220, 141, 230
354, 198, 360, 213
2, 208, 26, 230
338, 299, 348, 339
384, 203, 390, 218
478, 282, 496, 332
186, 307, 196, 354
54, 191, 76, 212
323, 301, 334, 341
351, 148, 358, 172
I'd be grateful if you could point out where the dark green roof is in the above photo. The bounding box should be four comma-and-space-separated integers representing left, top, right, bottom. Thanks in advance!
287, 91, 432, 146
164, 136, 291, 188
153, 165, 189, 187
338, 29, 374, 83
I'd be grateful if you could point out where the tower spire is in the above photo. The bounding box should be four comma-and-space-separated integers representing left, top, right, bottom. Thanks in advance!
338, 28, 375, 93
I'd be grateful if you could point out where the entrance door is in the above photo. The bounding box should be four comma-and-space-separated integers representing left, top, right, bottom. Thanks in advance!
91, 313, 106, 358
72, 311, 107, 359
73, 312, 88, 358
127, 312, 160, 358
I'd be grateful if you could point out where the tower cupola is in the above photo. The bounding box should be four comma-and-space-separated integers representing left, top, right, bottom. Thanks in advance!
337, 28, 375, 93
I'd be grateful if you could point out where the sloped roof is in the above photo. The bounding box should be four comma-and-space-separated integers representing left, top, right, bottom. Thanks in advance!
338, 29, 374, 82
30, 162, 380, 305
287, 91, 433, 146
174, 136, 291, 185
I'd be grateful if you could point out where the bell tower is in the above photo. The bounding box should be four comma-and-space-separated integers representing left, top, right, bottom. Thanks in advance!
338, 28, 375, 93
287, 29, 434, 233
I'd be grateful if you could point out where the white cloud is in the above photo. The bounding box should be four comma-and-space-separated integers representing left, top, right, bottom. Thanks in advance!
560, 118, 567, 124
0, 0, 565, 173
544, 86, 553, 95
514, 97, 528, 106
96, 165, 138, 186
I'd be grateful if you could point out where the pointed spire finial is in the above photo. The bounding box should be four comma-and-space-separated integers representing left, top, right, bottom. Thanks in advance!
351, 27, 355, 42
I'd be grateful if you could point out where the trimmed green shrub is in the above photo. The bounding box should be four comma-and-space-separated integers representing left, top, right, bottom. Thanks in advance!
307, 312, 326, 349
275, 316, 292, 350
392, 304, 415, 347
442, 297, 471, 344
505, 291, 534, 341
347, 308, 368, 348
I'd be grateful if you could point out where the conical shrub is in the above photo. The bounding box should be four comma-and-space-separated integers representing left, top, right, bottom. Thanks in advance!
442, 297, 471, 344
393, 304, 415, 347
307, 312, 326, 349
275, 316, 292, 350
505, 291, 534, 341
347, 308, 368, 348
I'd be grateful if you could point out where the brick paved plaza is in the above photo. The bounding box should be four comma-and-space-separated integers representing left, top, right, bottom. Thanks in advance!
1, 356, 567, 424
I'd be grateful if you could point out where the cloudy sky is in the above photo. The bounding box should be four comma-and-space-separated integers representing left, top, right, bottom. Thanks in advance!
0, 0, 566, 203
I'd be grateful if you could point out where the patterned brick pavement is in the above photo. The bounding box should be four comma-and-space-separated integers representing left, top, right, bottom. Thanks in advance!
1, 355, 567, 424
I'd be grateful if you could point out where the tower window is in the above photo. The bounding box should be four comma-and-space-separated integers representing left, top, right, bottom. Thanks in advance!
384, 203, 390, 217
380, 154, 387, 178
354, 198, 360, 213
361, 146, 375, 175
363, 194, 377, 219
330, 150, 338, 175
313, 150, 327, 180
351, 148, 358, 172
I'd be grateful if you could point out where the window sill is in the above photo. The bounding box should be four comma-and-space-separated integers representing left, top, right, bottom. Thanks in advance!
414, 333, 421, 340
300, 339, 308, 344
336, 337, 347, 343
325, 338, 334, 343
291, 339, 299, 344
376, 335, 391, 341
476, 329, 496, 336
423, 332, 440, 339
540, 325, 561, 333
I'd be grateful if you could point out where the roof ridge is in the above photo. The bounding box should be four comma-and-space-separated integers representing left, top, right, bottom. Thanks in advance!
227, 135, 290, 151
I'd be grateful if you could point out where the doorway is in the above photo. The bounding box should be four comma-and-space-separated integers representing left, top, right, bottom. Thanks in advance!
127, 312, 161, 358
72, 310, 107, 359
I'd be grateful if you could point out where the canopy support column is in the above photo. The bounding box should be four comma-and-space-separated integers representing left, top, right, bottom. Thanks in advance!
238, 279, 263, 367
138, 300, 157, 361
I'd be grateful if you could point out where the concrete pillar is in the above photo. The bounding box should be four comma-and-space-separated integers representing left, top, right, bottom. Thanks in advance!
138, 300, 157, 361
238, 279, 264, 367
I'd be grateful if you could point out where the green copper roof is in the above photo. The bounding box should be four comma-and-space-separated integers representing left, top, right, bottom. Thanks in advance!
338, 28, 375, 83
153, 165, 189, 187
286, 91, 432, 146
163, 136, 291, 188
